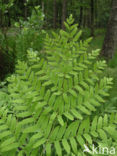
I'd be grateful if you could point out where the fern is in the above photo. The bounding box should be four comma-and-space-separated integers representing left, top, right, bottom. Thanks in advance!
0, 15, 116, 156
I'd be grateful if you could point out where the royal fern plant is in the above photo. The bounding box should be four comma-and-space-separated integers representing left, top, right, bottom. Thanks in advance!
0, 15, 117, 156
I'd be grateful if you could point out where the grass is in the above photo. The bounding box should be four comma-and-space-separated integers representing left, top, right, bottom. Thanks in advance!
88, 28, 105, 51
89, 35, 104, 50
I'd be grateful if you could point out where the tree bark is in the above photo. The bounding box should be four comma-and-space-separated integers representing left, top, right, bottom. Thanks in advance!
53, 0, 57, 29
61, 0, 67, 30
42, 1, 44, 13
7, 11, 11, 27
0, 10, 3, 27
94, 0, 98, 27
101, 0, 117, 59
79, 1, 83, 28
24, 0, 27, 20
0, 0, 4, 27
90, 0, 94, 36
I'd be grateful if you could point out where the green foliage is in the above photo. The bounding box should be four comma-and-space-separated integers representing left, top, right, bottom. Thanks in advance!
0, 0, 14, 12
0, 81, 9, 108
15, 6, 44, 30
96, 0, 111, 27
14, 6, 45, 61
0, 6, 45, 79
0, 32, 15, 80
0, 15, 116, 156
88, 32, 105, 52
81, 28, 91, 40
15, 29, 44, 61
108, 52, 117, 68
0, 0, 14, 27
104, 67, 117, 98
0, 0, 112, 29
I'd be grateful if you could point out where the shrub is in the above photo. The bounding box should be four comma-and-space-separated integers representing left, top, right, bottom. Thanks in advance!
0, 15, 116, 156
15, 6, 45, 61
0, 6, 45, 80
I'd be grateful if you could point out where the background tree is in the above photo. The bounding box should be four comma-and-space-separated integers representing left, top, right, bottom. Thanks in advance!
53, 0, 57, 29
79, 0, 83, 27
101, 0, 117, 59
61, 0, 67, 29
90, 0, 94, 36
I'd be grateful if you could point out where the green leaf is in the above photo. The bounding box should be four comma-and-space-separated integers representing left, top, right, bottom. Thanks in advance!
42, 80, 52, 87
58, 115, 64, 126
62, 139, 70, 154
75, 86, 84, 95
84, 102, 96, 112
79, 106, 91, 115
33, 138, 46, 149
90, 131, 98, 137
73, 30, 82, 42
19, 117, 34, 126
91, 116, 98, 131
0, 131, 11, 139
104, 127, 117, 140
80, 81, 89, 89
63, 93, 69, 103
56, 124, 66, 140
90, 99, 100, 106
71, 109, 83, 120
46, 144, 51, 156
48, 94, 56, 106
76, 135, 85, 148
58, 77, 63, 89
1, 143, 19, 152
64, 112, 74, 120
95, 95, 105, 103
1, 137, 16, 148
50, 126, 60, 141
44, 89, 51, 102
74, 75, 78, 85
97, 116, 102, 129
70, 137, 77, 154
23, 125, 38, 133
54, 141, 62, 156
98, 129, 107, 141
68, 77, 73, 89
83, 134, 92, 144
63, 79, 68, 92
69, 89, 77, 97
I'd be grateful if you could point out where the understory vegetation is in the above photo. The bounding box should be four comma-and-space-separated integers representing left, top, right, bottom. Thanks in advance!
0, 1, 117, 156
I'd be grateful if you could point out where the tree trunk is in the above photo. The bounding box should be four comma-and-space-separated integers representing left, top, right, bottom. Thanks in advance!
7, 11, 11, 27
58, 1, 62, 28
23, 0, 27, 20
94, 0, 98, 27
101, 0, 117, 59
0, 10, 3, 27
61, 0, 67, 30
90, 0, 94, 36
79, 1, 83, 28
42, 1, 44, 13
53, 0, 57, 29
87, 8, 91, 27
0, 0, 4, 27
